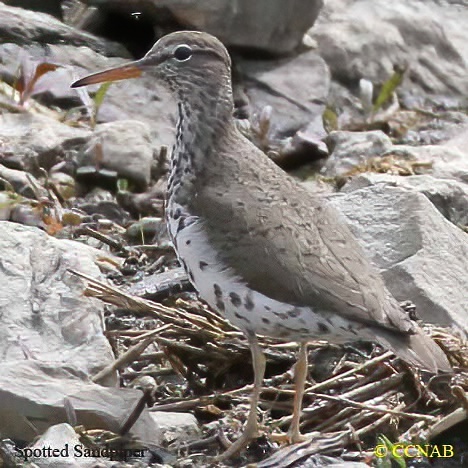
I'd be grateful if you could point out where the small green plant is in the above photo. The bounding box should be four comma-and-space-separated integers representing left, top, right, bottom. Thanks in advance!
322, 104, 339, 133
375, 435, 407, 468
117, 178, 129, 192
372, 64, 406, 114
72, 80, 113, 129
91, 81, 113, 128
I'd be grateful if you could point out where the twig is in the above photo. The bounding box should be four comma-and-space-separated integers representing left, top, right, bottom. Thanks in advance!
309, 393, 435, 421
425, 407, 467, 439
92, 335, 157, 383
304, 351, 394, 393
357, 403, 406, 438
128, 323, 173, 343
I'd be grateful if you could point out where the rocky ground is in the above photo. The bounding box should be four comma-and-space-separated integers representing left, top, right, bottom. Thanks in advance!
0, 1, 467, 467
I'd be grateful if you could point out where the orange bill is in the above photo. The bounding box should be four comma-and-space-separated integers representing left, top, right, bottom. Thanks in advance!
71, 62, 143, 88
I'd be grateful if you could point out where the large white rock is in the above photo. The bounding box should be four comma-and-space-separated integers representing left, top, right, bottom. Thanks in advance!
331, 185, 468, 335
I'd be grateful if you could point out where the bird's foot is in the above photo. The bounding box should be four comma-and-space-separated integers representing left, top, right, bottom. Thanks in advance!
288, 429, 308, 444
215, 420, 260, 462
270, 429, 307, 445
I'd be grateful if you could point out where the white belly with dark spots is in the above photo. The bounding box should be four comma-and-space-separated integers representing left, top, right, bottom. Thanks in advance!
168, 207, 367, 341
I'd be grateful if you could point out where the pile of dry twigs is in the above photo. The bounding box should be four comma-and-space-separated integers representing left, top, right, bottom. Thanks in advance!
72, 268, 468, 467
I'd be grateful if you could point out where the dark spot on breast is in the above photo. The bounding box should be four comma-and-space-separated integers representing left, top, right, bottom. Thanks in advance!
273, 311, 288, 320
229, 292, 242, 307
234, 311, 250, 323
318, 322, 330, 334
287, 308, 301, 318
216, 298, 225, 312
176, 216, 187, 234
173, 208, 181, 220
213, 283, 222, 298
185, 240, 191, 245
262, 317, 270, 324
244, 293, 254, 311
199, 261, 208, 271
264, 305, 271, 311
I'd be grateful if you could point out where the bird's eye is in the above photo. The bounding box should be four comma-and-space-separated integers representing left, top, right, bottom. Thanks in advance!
173, 44, 192, 62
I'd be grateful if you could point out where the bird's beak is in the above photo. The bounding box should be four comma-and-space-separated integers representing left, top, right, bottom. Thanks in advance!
71, 59, 145, 88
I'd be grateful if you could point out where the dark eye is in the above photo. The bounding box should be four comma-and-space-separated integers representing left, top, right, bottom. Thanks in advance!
173, 44, 192, 62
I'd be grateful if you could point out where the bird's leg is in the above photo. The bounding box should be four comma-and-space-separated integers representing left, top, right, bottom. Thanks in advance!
216, 337, 266, 460
287, 342, 308, 443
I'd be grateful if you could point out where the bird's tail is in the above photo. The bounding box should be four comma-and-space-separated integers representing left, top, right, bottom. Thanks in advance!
377, 326, 452, 373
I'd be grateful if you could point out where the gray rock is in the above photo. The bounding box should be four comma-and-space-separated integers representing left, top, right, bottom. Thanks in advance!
342, 173, 468, 227
126, 217, 164, 240
6, 0, 63, 20
383, 143, 468, 185
0, 222, 115, 382
240, 50, 329, 145
0, 1, 127, 56
322, 130, 393, 177
0, 192, 13, 220
149, 412, 200, 444
310, 0, 468, 100
327, 122, 468, 185
331, 185, 468, 335
76, 188, 131, 225
49, 172, 76, 200
0, 23, 174, 153
0, 361, 162, 446
401, 110, 468, 147
0, 113, 90, 174
85, 0, 323, 54
0, 164, 44, 198
80, 120, 153, 190
28, 423, 102, 467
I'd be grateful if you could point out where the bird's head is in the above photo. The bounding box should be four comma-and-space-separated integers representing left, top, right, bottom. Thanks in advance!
71, 31, 232, 95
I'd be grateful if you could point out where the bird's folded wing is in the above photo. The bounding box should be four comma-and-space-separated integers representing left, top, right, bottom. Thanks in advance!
196, 181, 413, 335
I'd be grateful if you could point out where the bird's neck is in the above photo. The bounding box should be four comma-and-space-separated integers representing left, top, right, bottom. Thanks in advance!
167, 84, 235, 206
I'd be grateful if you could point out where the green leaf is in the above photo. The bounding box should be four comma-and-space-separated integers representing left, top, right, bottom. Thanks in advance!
117, 178, 129, 192
322, 105, 338, 132
93, 81, 112, 111
373, 64, 406, 113
92, 81, 113, 127
377, 435, 407, 468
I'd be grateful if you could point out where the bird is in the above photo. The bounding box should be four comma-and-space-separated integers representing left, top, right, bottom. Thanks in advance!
72, 31, 452, 459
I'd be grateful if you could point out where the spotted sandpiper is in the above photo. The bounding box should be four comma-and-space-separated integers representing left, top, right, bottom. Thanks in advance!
72, 31, 452, 459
